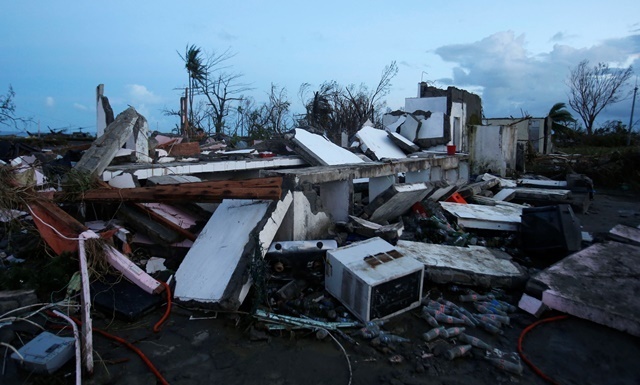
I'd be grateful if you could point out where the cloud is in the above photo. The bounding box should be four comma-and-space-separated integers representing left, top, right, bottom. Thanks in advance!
73, 103, 89, 111
434, 31, 640, 121
549, 31, 578, 43
125, 84, 163, 104
45, 96, 55, 107
218, 30, 238, 41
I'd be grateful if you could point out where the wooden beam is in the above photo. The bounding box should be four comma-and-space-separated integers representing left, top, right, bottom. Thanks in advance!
51, 177, 283, 203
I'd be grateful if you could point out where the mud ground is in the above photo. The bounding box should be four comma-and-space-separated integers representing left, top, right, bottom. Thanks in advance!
3, 191, 640, 385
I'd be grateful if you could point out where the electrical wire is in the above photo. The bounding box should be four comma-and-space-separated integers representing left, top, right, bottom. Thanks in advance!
517, 314, 569, 385
64, 315, 170, 385
153, 281, 172, 333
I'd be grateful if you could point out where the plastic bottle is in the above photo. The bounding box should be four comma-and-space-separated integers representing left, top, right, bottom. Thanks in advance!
435, 313, 465, 325
443, 327, 465, 338
452, 310, 476, 327
478, 320, 503, 335
422, 326, 446, 342
459, 293, 488, 302
445, 344, 472, 360
457, 308, 480, 326
485, 357, 524, 375
458, 333, 493, 350
480, 313, 510, 325
373, 333, 410, 345
420, 308, 439, 327
358, 320, 384, 339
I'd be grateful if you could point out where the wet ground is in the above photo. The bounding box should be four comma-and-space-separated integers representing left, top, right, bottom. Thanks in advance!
2, 191, 640, 385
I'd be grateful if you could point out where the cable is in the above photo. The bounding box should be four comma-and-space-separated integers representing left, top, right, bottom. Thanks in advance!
153, 281, 172, 333
56, 314, 170, 385
517, 314, 569, 385
52, 310, 81, 385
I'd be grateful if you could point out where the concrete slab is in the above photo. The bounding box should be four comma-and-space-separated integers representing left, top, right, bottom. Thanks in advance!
514, 187, 571, 200
396, 240, 527, 288
518, 178, 568, 188
385, 115, 406, 132
398, 114, 421, 142
174, 195, 292, 309
528, 241, 640, 337
355, 126, 406, 160
440, 202, 522, 231
364, 183, 433, 223
609, 224, 640, 245
288, 128, 364, 166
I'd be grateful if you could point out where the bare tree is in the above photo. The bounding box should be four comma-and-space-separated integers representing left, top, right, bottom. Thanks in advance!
241, 84, 292, 139
0, 85, 31, 130
298, 61, 399, 143
567, 60, 633, 135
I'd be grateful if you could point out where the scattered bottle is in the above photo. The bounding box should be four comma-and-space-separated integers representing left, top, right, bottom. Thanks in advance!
443, 327, 465, 338
422, 326, 446, 342
445, 344, 472, 360
478, 320, 503, 335
421, 307, 439, 327
372, 333, 410, 346
435, 312, 465, 325
458, 333, 493, 350
485, 357, 524, 375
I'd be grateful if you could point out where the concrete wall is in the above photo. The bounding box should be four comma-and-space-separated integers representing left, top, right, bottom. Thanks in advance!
468, 125, 518, 177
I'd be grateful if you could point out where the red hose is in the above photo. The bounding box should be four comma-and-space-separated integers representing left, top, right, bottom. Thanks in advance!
517, 314, 569, 385
154, 281, 172, 333
57, 313, 171, 385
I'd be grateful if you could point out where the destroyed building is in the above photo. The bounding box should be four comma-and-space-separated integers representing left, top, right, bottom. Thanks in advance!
1, 83, 639, 385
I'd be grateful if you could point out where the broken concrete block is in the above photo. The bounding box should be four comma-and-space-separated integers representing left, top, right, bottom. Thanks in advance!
518, 293, 549, 318
398, 114, 421, 142
348, 215, 404, 243
608, 224, 640, 245
74, 107, 139, 177
440, 202, 522, 231
396, 241, 527, 289
387, 130, 419, 153
355, 126, 406, 160
527, 241, 640, 337
363, 183, 433, 224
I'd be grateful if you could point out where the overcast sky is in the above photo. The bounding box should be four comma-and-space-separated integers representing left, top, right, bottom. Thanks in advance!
1, 1, 638, 135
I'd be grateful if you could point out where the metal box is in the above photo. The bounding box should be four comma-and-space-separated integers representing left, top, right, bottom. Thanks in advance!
325, 237, 423, 322
11, 331, 75, 374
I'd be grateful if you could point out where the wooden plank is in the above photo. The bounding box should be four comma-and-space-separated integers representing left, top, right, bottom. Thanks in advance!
514, 187, 571, 200
74, 107, 139, 177
493, 188, 517, 201
52, 177, 283, 203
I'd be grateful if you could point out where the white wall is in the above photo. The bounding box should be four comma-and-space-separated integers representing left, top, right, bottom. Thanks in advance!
469, 125, 518, 177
